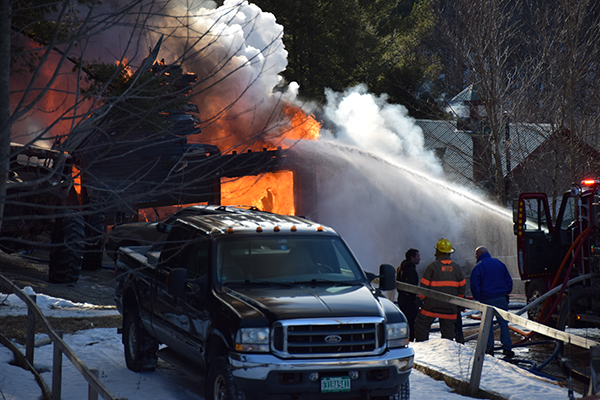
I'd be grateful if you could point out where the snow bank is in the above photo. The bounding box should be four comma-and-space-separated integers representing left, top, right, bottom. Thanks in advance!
412, 339, 579, 400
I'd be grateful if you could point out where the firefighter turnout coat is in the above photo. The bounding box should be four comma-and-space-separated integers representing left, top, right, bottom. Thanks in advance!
418, 256, 466, 320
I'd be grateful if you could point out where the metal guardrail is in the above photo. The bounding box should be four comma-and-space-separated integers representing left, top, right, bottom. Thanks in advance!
395, 280, 599, 348
395, 280, 600, 396
0, 273, 126, 400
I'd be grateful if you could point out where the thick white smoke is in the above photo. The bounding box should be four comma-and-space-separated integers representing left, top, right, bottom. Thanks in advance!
320, 84, 443, 177
148, 0, 298, 149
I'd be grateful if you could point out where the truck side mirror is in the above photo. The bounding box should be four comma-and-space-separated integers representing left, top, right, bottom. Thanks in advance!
378, 264, 396, 291
167, 268, 188, 297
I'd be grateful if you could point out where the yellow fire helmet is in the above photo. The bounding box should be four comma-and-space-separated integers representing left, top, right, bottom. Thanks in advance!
435, 238, 455, 254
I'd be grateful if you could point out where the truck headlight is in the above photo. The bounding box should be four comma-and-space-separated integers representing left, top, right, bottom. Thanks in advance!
235, 327, 270, 352
387, 322, 409, 348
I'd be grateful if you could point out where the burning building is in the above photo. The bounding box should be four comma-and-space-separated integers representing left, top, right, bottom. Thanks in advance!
50, 30, 321, 276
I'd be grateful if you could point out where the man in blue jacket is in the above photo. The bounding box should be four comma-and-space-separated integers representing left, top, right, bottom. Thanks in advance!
470, 246, 514, 358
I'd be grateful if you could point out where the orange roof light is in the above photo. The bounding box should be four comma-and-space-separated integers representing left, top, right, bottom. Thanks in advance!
317, 226, 324, 232
227, 227, 234, 234
290, 226, 297, 232
274, 226, 280, 232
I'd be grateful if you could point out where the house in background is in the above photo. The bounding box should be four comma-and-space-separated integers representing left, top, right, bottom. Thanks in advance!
415, 118, 549, 201
508, 128, 600, 201
415, 85, 600, 206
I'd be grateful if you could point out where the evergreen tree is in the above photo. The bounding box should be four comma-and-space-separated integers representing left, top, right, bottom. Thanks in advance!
251, 0, 441, 116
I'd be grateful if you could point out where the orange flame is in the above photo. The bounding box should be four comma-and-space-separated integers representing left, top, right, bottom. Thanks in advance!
185, 102, 320, 215
115, 58, 133, 77
282, 104, 321, 143
216, 106, 319, 214
189, 102, 320, 154
221, 171, 294, 215
72, 166, 81, 194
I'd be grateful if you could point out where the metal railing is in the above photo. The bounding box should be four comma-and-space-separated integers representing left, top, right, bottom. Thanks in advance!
395, 278, 600, 396
0, 273, 127, 400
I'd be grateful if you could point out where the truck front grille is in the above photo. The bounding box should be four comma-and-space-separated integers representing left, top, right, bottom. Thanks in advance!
272, 317, 385, 358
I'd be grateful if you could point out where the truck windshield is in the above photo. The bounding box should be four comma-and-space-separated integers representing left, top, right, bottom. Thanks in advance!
216, 236, 365, 285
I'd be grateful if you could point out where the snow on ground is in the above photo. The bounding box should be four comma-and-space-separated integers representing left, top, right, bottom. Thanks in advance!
0, 288, 582, 400
0, 286, 119, 318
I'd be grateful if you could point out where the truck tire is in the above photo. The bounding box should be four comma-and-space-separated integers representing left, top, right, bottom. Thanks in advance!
373, 378, 410, 400
394, 379, 410, 400
206, 357, 246, 400
49, 210, 84, 284
123, 310, 158, 372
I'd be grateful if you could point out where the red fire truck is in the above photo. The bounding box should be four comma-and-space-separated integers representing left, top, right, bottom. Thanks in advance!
513, 179, 600, 330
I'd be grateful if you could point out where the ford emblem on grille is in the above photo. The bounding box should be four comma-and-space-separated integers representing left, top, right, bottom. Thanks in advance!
324, 335, 342, 343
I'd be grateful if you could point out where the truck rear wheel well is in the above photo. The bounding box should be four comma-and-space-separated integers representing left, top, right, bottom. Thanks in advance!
121, 289, 139, 315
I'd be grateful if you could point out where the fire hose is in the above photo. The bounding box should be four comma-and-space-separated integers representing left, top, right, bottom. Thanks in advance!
537, 227, 592, 327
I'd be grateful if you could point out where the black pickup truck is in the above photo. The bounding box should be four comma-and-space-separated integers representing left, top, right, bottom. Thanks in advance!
115, 209, 413, 400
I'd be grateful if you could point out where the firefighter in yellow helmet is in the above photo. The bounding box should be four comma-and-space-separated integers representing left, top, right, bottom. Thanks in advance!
414, 238, 466, 341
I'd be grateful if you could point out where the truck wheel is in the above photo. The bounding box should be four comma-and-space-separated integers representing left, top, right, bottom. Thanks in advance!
123, 310, 158, 372
206, 357, 245, 400
49, 210, 84, 284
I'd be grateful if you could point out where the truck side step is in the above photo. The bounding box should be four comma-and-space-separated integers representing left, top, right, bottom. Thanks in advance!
157, 347, 205, 380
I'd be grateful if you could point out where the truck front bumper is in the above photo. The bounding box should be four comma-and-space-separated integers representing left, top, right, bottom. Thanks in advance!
229, 347, 414, 399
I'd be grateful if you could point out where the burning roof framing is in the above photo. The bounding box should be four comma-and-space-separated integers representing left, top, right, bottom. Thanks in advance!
61, 52, 294, 225
53, 36, 211, 219
76, 138, 288, 224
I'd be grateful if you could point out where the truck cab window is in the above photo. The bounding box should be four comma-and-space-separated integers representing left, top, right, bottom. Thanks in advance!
523, 198, 550, 234
559, 197, 576, 230
216, 236, 364, 284
159, 225, 194, 270
181, 239, 209, 278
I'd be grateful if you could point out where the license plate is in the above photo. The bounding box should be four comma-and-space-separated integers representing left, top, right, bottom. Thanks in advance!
321, 376, 351, 393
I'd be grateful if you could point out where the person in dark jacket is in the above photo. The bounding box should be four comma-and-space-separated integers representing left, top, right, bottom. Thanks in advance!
470, 246, 514, 358
414, 238, 466, 341
397, 248, 420, 341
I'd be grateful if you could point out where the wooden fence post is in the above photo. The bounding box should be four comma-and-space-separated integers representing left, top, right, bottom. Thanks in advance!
26, 294, 36, 365
52, 331, 63, 400
469, 306, 494, 396
89, 368, 99, 400
590, 345, 600, 396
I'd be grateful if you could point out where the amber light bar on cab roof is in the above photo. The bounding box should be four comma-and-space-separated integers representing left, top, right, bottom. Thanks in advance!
225, 225, 325, 234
